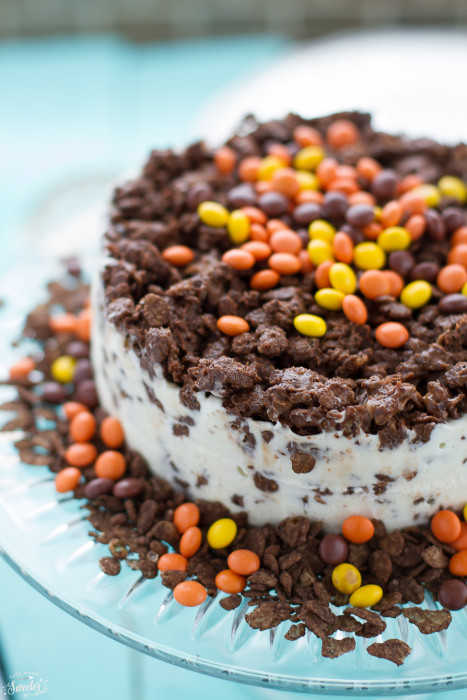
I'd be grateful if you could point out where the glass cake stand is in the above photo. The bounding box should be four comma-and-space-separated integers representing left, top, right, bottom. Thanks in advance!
1, 255, 467, 698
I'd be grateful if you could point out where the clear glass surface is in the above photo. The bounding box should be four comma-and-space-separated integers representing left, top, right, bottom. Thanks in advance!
1, 253, 467, 697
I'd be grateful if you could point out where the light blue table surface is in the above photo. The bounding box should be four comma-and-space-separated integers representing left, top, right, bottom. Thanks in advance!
0, 33, 464, 700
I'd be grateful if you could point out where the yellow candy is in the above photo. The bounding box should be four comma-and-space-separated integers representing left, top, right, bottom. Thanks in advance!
198, 201, 229, 227
293, 146, 325, 171
438, 175, 467, 204
353, 242, 386, 270
400, 280, 432, 309
227, 210, 250, 244
463, 504, 467, 522
329, 262, 357, 294
373, 205, 383, 221
295, 170, 319, 191
308, 219, 336, 244
207, 518, 237, 549
294, 314, 327, 338
315, 288, 345, 311
377, 226, 411, 252
411, 183, 440, 208
307, 239, 334, 266
51, 355, 76, 384
462, 282, 467, 297
349, 584, 383, 608
332, 563, 362, 595
257, 155, 287, 181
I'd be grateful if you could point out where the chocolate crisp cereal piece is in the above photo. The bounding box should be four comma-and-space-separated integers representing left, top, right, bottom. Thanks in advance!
99, 556, 121, 576
322, 637, 356, 659
290, 453, 316, 474
421, 545, 449, 569
284, 622, 306, 641
245, 601, 291, 631
161, 570, 186, 590
219, 594, 242, 611
344, 607, 387, 638
367, 639, 412, 666
403, 607, 452, 634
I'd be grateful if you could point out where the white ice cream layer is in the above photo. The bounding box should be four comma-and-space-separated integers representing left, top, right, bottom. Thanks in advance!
92, 266, 467, 530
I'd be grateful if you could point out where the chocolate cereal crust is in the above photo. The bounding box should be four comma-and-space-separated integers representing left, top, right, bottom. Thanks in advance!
103, 111, 467, 447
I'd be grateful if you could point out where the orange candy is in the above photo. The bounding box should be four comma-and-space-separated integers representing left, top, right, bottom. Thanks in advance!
268, 252, 301, 275
293, 125, 323, 147
332, 232, 354, 264
431, 510, 462, 544
451, 226, 467, 247
75, 308, 91, 342
94, 450, 126, 480
241, 206, 267, 226
327, 177, 359, 195
271, 168, 300, 197
326, 120, 359, 149
383, 270, 404, 297
335, 164, 358, 180
255, 181, 274, 194
269, 229, 302, 255
173, 580, 207, 607
249, 223, 269, 242
9, 357, 36, 380
399, 191, 427, 215
158, 553, 188, 572
342, 515, 375, 543
449, 551, 467, 577
65, 442, 98, 468
267, 142, 292, 165
241, 241, 271, 261
348, 191, 376, 207
100, 416, 125, 448
316, 158, 338, 188
298, 249, 313, 274
362, 222, 383, 241
359, 270, 391, 299
381, 201, 402, 228
217, 315, 250, 336
70, 412, 96, 442
356, 157, 381, 181
179, 526, 202, 558
295, 190, 324, 205
314, 260, 333, 289
437, 264, 467, 293
266, 219, 288, 235
238, 156, 261, 183
227, 549, 260, 576
214, 146, 236, 174
55, 467, 81, 493
162, 245, 195, 267
451, 522, 467, 552
63, 402, 88, 420
342, 294, 368, 325
405, 214, 426, 241
448, 244, 467, 268
250, 269, 280, 291
222, 249, 255, 270
215, 569, 247, 594
173, 502, 200, 533
49, 313, 77, 334
397, 174, 422, 195
375, 322, 409, 348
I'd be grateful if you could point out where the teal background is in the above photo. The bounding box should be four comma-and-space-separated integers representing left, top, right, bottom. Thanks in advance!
0, 33, 465, 700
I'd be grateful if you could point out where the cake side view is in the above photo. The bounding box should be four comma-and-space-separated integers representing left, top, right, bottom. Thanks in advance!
92, 111, 467, 530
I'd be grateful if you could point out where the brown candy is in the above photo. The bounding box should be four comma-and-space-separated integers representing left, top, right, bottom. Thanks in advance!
319, 534, 349, 565
438, 579, 467, 610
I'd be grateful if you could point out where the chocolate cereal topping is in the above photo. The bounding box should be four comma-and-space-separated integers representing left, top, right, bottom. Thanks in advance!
4, 269, 467, 666
103, 111, 467, 447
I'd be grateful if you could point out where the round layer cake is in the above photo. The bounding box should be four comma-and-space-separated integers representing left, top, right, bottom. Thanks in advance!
91, 112, 467, 530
